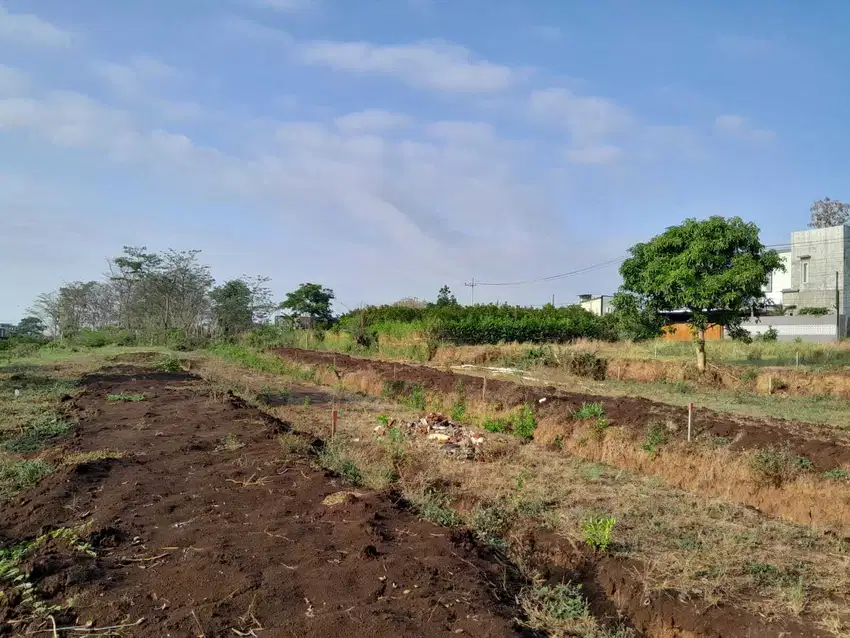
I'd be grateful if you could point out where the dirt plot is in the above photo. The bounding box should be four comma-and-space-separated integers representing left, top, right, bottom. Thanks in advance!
275, 348, 850, 471
1, 366, 527, 637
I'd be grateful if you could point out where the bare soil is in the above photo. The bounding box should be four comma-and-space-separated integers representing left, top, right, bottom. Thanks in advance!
0, 362, 834, 637
274, 348, 850, 471
0, 366, 527, 637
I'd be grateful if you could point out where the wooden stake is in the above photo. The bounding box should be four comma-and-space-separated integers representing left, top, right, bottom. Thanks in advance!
331, 409, 338, 439
768, 375, 773, 395
687, 402, 693, 443
482, 375, 487, 401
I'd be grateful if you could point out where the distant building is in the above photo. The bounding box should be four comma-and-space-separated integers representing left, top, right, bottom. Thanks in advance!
577, 294, 614, 316
763, 249, 791, 307
0, 323, 14, 339
778, 225, 850, 315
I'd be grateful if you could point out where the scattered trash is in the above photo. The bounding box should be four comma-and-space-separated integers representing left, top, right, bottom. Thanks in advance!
375, 412, 486, 460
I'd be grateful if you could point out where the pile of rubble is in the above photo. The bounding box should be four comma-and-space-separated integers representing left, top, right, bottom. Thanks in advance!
374, 412, 485, 459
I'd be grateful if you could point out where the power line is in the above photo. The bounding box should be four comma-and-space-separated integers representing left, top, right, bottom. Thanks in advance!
475, 256, 627, 287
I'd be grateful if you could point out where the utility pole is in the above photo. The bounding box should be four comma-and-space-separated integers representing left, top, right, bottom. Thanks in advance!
464, 277, 476, 305
837, 271, 841, 341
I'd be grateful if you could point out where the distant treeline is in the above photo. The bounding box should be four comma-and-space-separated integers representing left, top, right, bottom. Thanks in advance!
338, 303, 619, 345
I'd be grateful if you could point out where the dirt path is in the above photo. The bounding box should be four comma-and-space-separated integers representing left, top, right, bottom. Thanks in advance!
274, 348, 850, 471
1, 366, 527, 637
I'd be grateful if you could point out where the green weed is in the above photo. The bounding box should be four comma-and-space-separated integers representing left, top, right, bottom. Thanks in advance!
512, 404, 537, 439
483, 417, 508, 433
573, 402, 605, 420
824, 468, 850, 481
158, 355, 183, 373
106, 393, 147, 402
582, 515, 616, 552
404, 383, 427, 411
641, 422, 669, 456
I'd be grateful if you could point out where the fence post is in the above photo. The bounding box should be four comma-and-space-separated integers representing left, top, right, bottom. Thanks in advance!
687, 402, 693, 443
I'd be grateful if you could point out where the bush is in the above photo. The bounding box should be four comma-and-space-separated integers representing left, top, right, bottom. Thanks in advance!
511, 404, 537, 439
568, 353, 608, 380
798, 307, 830, 316
756, 326, 779, 342
749, 446, 809, 487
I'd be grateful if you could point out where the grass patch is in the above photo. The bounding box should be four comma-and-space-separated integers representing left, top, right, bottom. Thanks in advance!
512, 404, 537, 439
216, 434, 245, 452
573, 402, 605, 420
640, 422, 669, 456
483, 417, 508, 433
106, 393, 147, 402
315, 439, 364, 486
1, 418, 73, 453
0, 457, 53, 499
62, 450, 124, 466
519, 580, 633, 637
749, 446, 812, 487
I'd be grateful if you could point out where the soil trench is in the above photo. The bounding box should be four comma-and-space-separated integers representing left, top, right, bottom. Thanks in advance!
273, 348, 850, 471
0, 367, 526, 637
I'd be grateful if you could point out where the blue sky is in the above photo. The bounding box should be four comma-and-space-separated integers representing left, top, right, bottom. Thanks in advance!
1, 0, 848, 320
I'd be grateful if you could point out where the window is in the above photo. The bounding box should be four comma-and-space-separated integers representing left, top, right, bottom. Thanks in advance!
802, 261, 809, 284
766, 272, 773, 293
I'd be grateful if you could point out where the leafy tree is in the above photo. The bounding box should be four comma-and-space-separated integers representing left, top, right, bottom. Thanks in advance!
619, 216, 783, 372
15, 316, 46, 338
435, 285, 457, 307
809, 197, 850, 228
28, 292, 61, 338
210, 280, 253, 337
607, 293, 666, 341
280, 283, 335, 327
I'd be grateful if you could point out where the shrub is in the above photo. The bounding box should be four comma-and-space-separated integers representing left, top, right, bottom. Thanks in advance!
756, 326, 779, 342
749, 446, 808, 487
403, 384, 427, 411
106, 393, 147, 402
512, 404, 537, 439
582, 516, 616, 552
641, 422, 668, 456
568, 352, 608, 380
798, 307, 830, 316
483, 417, 507, 433
158, 355, 183, 373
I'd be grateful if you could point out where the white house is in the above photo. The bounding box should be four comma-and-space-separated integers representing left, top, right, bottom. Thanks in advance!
577, 294, 614, 316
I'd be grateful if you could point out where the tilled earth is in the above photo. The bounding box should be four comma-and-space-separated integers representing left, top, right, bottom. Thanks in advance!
0, 367, 528, 637
273, 347, 850, 470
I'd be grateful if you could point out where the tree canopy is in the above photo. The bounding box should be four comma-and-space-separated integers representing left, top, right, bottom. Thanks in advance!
435, 285, 458, 307
280, 283, 335, 327
618, 216, 782, 371
15, 316, 46, 338
809, 197, 850, 228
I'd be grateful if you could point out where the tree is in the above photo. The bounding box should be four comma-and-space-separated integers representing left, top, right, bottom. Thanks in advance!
280, 283, 335, 327
619, 216, 783, 372
28, 292, 61, 338
809, 197, 850, 228
607, 293, 666, 341
15, 316, 46, 338
210, 279, 254, 337
435, 285, 457, 307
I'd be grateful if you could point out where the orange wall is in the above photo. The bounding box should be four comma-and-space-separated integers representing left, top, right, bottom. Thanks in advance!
662, 323, 724, 341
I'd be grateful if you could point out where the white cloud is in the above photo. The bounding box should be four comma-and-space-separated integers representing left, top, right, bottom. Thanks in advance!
0, 65, 29, 96
334, 109, 412, 133
714, 114, 775, 142
565, 145, 622, 165
253, 0, 317, 11
93, 55, 180, 99
530, 87, 632, 143
0, 6, 74, 48
299, 39, 516, 93
426, 121, 494, 145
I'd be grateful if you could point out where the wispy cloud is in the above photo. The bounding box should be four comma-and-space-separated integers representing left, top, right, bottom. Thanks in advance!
299, 39, 517, 93
714, 114, 775, 142
334, 109, 412, 133
0, 6, 75, 48
253, 0, 318, 12
0, 65, 30, 96
530, 87, 632, 143
565, 145, 622, 165
93, 55, 180, 99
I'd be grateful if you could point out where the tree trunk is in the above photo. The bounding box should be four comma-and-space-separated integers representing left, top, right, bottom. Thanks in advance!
695, 330, 707, 373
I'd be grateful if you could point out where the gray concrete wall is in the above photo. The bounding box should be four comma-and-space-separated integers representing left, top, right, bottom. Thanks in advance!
782, 225, 849, 315
737, 314, 846, 342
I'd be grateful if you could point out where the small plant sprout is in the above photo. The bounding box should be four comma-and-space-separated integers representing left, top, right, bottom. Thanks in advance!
582, 515, 616, 552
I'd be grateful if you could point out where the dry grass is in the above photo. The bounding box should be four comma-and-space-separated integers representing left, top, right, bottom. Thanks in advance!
199, 351, 850, 633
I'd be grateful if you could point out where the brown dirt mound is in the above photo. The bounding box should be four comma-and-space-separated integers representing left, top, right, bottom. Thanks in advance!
0, 369, 526, 637
274, 348, 850, 471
